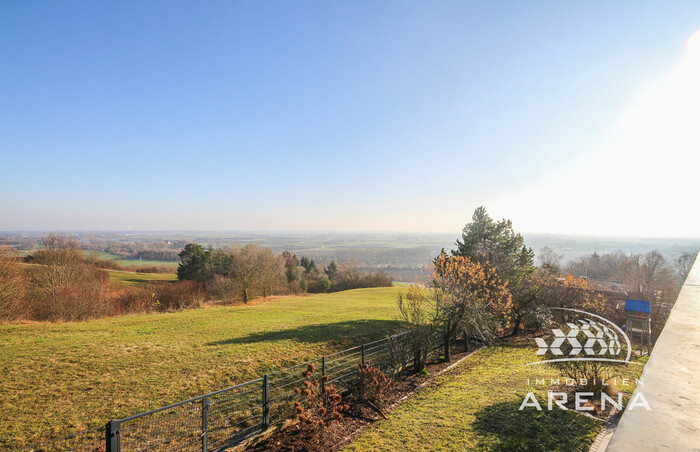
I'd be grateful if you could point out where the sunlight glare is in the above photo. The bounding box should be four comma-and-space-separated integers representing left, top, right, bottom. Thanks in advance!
493, 28, 700, 237
686, 29, 700, 60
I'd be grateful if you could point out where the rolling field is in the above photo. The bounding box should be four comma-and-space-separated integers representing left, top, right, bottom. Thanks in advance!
0, 287, 405, 449
85, 251, 179, 269
17, 265, 177, 287
15, 249, 179, 269
106, 269, 178, 286
107, 258, 178, 268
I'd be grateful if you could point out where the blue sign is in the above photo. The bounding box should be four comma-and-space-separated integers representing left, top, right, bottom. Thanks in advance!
625, 299, 651, 314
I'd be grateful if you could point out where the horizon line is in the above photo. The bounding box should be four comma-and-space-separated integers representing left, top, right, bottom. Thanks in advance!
1, 229, 700, 241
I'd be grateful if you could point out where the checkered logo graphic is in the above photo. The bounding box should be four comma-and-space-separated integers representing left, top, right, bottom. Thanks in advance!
526, 308, 633, 365
534, 319, 622, 357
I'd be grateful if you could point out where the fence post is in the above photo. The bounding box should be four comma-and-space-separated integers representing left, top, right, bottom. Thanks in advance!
201, 396, 209, 452
106, 420, 120, 452
321, 357, 326, 393
361, 344, 365, 366
262, 374, 270, 429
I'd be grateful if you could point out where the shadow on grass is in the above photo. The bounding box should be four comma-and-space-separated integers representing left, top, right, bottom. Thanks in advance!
206, 319, 404, 346
473, 399, 600, 452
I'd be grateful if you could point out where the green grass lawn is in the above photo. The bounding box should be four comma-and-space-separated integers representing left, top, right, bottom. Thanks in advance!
106, 269, 178, 286
345, 343, 645, 452
0, 287, 406, 449
391, 281, 412, 287
85, 250, 179, 269
112, 258, 179, 268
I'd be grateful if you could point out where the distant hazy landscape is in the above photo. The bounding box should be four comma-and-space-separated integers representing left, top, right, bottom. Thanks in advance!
2, 231, 698, 282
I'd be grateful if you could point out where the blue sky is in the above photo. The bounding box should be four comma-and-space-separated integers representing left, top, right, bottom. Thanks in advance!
2, 1, 699, 236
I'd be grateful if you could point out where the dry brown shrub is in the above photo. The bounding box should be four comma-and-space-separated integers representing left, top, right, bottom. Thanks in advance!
113, 281, 205, 313
356, 362, 393, 410
292, 364, 348, 431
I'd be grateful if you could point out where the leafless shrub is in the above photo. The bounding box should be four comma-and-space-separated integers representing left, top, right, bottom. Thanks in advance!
28, 235, 112, 321
114, 281, 205, 313
0, 247, 29, 321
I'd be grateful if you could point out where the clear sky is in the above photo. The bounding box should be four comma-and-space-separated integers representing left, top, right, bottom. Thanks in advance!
2, 1, 699, 237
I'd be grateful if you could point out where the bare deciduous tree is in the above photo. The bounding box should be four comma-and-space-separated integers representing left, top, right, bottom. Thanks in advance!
397, 284, 438, 372
229, 245, 284, 303
676, 251, 697, 280
0, 247, 28, 321
31, 235, 84, 303
538, 246, 563, 274
29, 234, 110, 321
620, 251, 677, 300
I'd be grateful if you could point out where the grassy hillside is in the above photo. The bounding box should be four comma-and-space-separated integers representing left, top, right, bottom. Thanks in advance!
0, 287, 405, 449
345, 343, 643, 451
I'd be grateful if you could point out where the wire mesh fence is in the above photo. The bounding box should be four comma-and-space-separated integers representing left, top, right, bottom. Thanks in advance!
20, 331, 418, 452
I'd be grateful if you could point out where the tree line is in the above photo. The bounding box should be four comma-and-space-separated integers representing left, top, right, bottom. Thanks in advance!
0, 235, 392, 322
175, 243, 392, 303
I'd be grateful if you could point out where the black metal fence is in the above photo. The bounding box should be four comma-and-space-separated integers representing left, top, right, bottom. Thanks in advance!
22, 332, 415, 452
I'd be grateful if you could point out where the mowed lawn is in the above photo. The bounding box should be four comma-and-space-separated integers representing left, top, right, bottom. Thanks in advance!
345, 343, 644, 452
0, 287, 405, 449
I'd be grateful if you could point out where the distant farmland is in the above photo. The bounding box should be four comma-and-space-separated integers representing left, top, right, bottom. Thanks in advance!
107, 269, 178, 286
5, 231, 699, 282
85, 250, 179, 269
